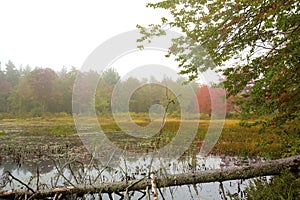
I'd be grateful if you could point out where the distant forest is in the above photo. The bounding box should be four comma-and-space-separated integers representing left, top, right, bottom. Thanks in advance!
0, 61, 230, 118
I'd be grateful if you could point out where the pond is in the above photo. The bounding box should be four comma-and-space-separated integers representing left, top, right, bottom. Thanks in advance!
0, 124, 265, 199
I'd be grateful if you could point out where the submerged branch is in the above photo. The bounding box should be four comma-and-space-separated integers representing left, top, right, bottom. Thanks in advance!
1, 155, 299, 199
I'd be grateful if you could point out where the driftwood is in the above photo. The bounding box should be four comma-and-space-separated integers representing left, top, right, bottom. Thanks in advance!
0, 155, 299, 199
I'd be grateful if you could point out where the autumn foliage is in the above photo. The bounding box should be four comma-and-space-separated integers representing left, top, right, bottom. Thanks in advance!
194, 85, 231, 116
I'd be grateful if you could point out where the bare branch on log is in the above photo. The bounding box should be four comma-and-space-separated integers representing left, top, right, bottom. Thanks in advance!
150, 167, 158, 200
0, 155, 299, 199
5, 171, 35, 193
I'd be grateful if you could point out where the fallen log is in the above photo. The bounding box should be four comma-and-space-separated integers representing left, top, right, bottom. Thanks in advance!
1, 155, 299, 199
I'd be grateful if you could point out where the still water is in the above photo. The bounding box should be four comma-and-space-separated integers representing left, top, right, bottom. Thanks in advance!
0, 130, 264, 199
0, 154, 262, 199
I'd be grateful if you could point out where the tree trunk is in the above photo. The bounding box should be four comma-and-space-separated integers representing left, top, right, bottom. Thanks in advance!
1, 155, 299, 199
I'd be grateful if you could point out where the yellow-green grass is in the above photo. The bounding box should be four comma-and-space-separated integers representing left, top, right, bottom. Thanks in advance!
0, 116, 288, 158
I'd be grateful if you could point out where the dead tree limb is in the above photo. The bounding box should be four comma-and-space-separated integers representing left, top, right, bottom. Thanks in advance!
5, 171, 35, 194
1, 155, 299, 199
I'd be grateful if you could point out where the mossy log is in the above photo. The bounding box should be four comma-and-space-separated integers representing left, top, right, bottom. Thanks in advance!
0, 155, 299, 199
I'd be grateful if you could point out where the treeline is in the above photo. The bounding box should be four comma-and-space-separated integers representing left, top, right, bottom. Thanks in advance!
0, 61, 203, 118
0, 61, 77, 117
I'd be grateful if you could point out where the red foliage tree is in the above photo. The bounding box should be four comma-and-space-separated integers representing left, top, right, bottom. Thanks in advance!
194, 85, 231, 117
23, 68, 60, 112
0, 80, 11, 96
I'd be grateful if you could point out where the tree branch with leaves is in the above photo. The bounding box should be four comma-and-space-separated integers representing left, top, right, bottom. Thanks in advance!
137, 0, 300, 139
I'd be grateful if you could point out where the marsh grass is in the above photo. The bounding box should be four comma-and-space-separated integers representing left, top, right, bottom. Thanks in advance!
0, 116, 294, 158
0, 115, 298, 199
242, 170, 300, 200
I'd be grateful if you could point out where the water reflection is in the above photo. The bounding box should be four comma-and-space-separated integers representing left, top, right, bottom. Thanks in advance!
0, 131, 263, 199
0, 153, 262, 199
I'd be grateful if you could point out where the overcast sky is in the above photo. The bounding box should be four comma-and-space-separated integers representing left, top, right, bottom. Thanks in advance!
0, 0, 171, 72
